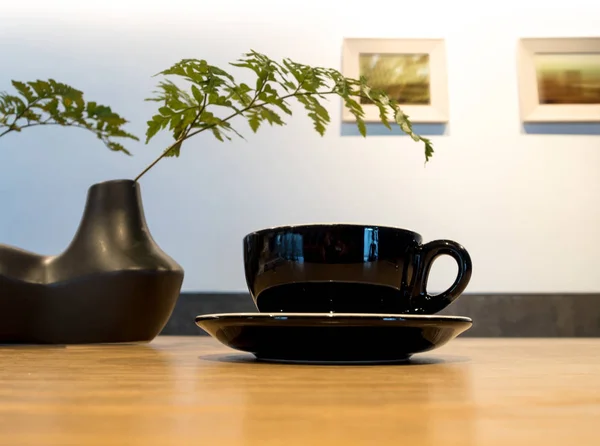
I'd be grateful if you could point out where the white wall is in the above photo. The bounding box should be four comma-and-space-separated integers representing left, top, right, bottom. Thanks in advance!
1, 0, 599, 293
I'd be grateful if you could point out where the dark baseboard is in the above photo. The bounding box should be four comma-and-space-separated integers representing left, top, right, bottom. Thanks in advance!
160, 292, 600, 337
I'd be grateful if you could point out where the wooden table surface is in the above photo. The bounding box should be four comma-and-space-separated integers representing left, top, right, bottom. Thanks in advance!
1, 336, 599, 445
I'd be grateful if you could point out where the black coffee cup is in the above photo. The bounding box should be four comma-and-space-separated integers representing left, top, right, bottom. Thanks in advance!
243, 224, 472, 314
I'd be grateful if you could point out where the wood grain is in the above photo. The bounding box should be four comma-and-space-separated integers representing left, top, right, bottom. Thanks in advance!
0, 337, 599, 445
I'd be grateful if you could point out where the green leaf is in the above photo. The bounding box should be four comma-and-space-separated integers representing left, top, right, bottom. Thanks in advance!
211, 127, 232, 142
356, 117, 366, 137
169, 112, 183, 131
167, 96, 187, 110
182, 109, 198, 128
225, 84, 252, 108
313, 102, 329, 123
146, 115, 167, 143
28, 80, 49, 96
425, 139, 434, 162
107, 141, 132, 156
5, 95, 27, 115
375, 103, 391, 130
219, 121, 246, 140
165, 141, 182, 157
295, 94, 330, 136
272, 98, 292, 115
191, 85, 203, 103
11, 81, 34, 102
248, 110, 261, 132
260, 107, 284, 126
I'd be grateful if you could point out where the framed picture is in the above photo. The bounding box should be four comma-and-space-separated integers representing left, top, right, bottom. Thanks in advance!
517, 37, 600, 122
341, 38, 449, 123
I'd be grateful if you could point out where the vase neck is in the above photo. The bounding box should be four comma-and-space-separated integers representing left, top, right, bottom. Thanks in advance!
67, 180, 148, 252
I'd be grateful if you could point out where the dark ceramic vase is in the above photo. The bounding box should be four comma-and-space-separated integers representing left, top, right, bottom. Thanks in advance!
0, 179, 184, 344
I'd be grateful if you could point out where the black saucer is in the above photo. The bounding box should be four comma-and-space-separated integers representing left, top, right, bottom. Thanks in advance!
195, 313, 472, 364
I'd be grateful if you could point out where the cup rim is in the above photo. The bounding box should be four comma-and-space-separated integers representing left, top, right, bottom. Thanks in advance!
243, 223, 422, 239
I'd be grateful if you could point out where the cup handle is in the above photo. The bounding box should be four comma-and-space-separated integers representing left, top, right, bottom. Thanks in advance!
412, 239, 472, 314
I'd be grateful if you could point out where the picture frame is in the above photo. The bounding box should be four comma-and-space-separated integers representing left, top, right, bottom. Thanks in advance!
517, 37, 600, 122
341, 38, 449, 123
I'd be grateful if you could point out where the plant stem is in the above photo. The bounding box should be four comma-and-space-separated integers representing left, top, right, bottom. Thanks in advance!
0, 97, 44, 138
134, 92, 210, 182
0, 121, 118, 146
133, 136, 188, 182
133, 89, 337, 182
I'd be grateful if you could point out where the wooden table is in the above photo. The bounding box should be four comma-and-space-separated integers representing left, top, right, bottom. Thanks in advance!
1, 336, 599, 445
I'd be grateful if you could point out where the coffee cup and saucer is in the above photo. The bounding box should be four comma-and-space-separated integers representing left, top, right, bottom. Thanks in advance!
195, 224, 473, 364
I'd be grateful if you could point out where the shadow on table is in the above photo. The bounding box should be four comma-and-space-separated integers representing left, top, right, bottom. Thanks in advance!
198, 353, 470, 366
